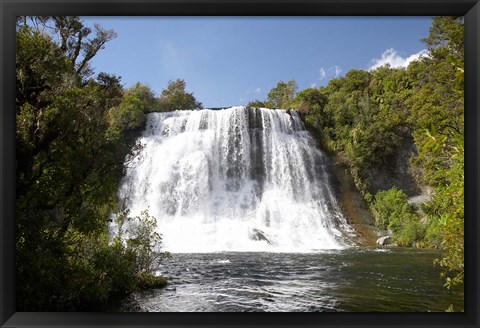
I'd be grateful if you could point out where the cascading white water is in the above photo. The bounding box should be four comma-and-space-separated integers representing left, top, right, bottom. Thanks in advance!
117, 106, 355, 252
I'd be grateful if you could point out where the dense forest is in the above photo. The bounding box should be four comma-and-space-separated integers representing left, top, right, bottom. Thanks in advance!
16, 16, 463, 311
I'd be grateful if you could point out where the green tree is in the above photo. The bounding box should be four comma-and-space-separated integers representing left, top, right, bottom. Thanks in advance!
16, 17, 169, 311
16, 25, 76, 107
246, 99, 266, 108
407, 17, 464, 187
107, 94, 147, 141
95, 72, 123, 108
308, 68, 410, 192
291, 88, 330, 143
18, 16, 118, 79
158, 79, 202, 111
265, 80, 297, 109
407, 16, 464, 305
294, 88, 328, 114
423, 16, 464, 70
125, 82, 159, 113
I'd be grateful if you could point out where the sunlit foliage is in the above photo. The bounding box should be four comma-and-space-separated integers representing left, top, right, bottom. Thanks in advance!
158, 78, 202, 111
16, 17, 169, 311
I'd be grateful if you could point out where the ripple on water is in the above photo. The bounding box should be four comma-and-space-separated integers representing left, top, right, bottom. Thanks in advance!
118, 250, 463, 312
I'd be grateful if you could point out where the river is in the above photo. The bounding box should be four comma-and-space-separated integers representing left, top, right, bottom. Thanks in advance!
114, 248, 462, 312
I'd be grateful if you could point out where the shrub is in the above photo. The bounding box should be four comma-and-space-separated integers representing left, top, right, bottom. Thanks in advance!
372, 187, 425, 246
372, 187, 410, 229
114, 209, 171, 275
107, 95, 147, 140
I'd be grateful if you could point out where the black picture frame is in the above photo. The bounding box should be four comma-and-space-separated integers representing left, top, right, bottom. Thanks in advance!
1, 0, 479, 327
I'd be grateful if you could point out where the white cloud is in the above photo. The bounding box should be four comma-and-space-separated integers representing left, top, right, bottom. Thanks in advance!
333, 65, 342, 77
319, 68, 326, 80
310, 82, 317, 88
316, 66, 341, 83
368, 48, 428, 71
246, 87, 261, 94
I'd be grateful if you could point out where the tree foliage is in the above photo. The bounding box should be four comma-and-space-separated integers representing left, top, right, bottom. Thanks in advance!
16, 17, 168, 311
372, 188, 424, 246
298, 67, 411, 194
158, 78, 202, 111
412, 17, 464, 304
16, 25, 76, 107
294, 88, 328, 116
265, 80, 297, 109
18, 16, 118, 79
246, 99, 266, 109
107, 94, 147, 140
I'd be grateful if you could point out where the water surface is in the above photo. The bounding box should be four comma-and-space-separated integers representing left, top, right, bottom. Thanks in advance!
117, 247, 462, 312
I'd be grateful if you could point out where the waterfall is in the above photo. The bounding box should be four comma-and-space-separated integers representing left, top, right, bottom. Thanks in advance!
117, 106, 355, 252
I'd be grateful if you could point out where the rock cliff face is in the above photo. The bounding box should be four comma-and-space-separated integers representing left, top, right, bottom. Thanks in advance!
325, 154, 379, 246
316, 134, 424, 246
362, 135, 421, 197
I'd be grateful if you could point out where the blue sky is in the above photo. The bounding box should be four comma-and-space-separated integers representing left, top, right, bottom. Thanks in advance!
82, 17, 432, 108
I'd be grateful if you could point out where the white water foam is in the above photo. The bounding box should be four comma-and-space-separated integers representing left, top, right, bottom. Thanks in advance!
116, 106, 354, 252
